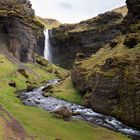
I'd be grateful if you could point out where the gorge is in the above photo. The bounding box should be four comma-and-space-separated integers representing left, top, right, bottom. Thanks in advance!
0, 0, 140, 140
48, 0, 140, 129
19, 79, 140, 139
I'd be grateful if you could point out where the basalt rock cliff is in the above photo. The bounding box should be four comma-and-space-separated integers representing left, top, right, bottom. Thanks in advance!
50, 7, 127, 69
0, 0, 45, 62
71, 0, 140, 128
51, 1, 140, 128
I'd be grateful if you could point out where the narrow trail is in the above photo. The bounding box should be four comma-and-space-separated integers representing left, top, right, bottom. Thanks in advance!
0, 105, 34, 140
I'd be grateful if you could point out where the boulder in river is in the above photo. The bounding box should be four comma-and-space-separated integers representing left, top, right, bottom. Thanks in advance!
42, 85, 53, 92
42, 85, 53, 97
26, 84, 37, 92
53, 106, 72, 120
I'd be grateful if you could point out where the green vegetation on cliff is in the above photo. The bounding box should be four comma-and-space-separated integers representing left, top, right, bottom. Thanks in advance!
36, 16, 61, 29
72, 34, 140, 127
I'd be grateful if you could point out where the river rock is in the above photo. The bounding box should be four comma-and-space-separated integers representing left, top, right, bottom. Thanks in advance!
53, 107, 72, 120
42, 85, 53, 92
42, 85, 53, 97
26, 84, 36, 92
42, 92, 50, 97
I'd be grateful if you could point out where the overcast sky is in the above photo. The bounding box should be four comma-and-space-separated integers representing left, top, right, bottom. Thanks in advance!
30, 0, 125, 23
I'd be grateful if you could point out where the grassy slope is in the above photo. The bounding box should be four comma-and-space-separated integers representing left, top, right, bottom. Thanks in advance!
0, 54, 130, 140
113, 6, 128, 17
36, 16, 61, 29
79, 37, 140, 75
53, 76, 83, 105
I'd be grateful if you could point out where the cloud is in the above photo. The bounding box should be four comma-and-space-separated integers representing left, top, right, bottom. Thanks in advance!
58, 1, 73, 9
30, 0, 125, 23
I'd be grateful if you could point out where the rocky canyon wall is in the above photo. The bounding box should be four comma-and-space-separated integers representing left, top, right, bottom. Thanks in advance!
0, 0, 45, 62
50, 0, 140, 128
50, 9, 127, 69
71, 0, 140, 128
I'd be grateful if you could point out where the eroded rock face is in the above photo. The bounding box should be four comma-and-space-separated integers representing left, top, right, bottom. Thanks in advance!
50, 11, 123, 69
71, 50, 140, 128
126, 0, 140, 20
0, 0, 45, 62
71, 0, 140, 128
122, 0, 140, 48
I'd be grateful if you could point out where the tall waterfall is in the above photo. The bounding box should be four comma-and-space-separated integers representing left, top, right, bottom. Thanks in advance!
44, 29, 51, 62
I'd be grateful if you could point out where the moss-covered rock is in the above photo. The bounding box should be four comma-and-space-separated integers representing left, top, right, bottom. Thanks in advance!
72, 40, 140, 128
0, 0, 45, 62
50, 11, 124, 69
36, 55, 49, 66
70, 0, 140, 128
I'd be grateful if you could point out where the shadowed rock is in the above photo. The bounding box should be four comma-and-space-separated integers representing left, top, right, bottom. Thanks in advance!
50, 11, 123, 69
0, 0, 45, 62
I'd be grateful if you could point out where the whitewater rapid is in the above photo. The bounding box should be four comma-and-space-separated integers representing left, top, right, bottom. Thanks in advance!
19, 79, 140, 139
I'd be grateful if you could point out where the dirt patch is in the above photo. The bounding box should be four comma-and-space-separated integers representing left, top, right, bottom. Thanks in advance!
0, 105, 34, 140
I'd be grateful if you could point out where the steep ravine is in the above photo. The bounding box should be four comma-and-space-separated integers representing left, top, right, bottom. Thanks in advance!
49, 0, 140, 129
71, 0, 140, 129
0, 0, 139, 139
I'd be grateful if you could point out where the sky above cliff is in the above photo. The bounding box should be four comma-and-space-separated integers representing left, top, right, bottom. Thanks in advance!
30, 0, 125, 23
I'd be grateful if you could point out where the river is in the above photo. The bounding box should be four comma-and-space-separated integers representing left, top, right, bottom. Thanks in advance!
19, 79, 140, 140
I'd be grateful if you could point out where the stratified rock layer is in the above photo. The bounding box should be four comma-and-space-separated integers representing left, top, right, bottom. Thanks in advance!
126, 0, 140, 20
0, 0, 45, 62
50, 11, 124, 69
71, 0, 140, 128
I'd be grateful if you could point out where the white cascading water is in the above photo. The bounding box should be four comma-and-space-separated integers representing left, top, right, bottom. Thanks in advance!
19, 79, 140, 139
44, 29, 51, 62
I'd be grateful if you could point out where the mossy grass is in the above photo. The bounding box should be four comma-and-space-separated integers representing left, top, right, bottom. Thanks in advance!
79, 36, 140, 80
0, 54, 130, 140
52, 76, 83, 105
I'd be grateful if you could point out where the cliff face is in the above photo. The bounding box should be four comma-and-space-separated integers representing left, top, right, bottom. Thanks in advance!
71, 0, 140, 128
0, 0, 45, 62
125, 0, 140, 20
50, 10, 125, 69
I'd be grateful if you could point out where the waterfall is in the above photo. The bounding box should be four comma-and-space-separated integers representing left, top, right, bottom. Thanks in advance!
44, 29, 51, 62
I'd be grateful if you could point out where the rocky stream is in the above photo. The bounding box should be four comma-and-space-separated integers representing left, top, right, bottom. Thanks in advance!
19, 79, 140, 140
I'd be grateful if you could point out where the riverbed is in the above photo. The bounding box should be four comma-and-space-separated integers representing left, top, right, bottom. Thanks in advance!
18, 79, 140, 139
